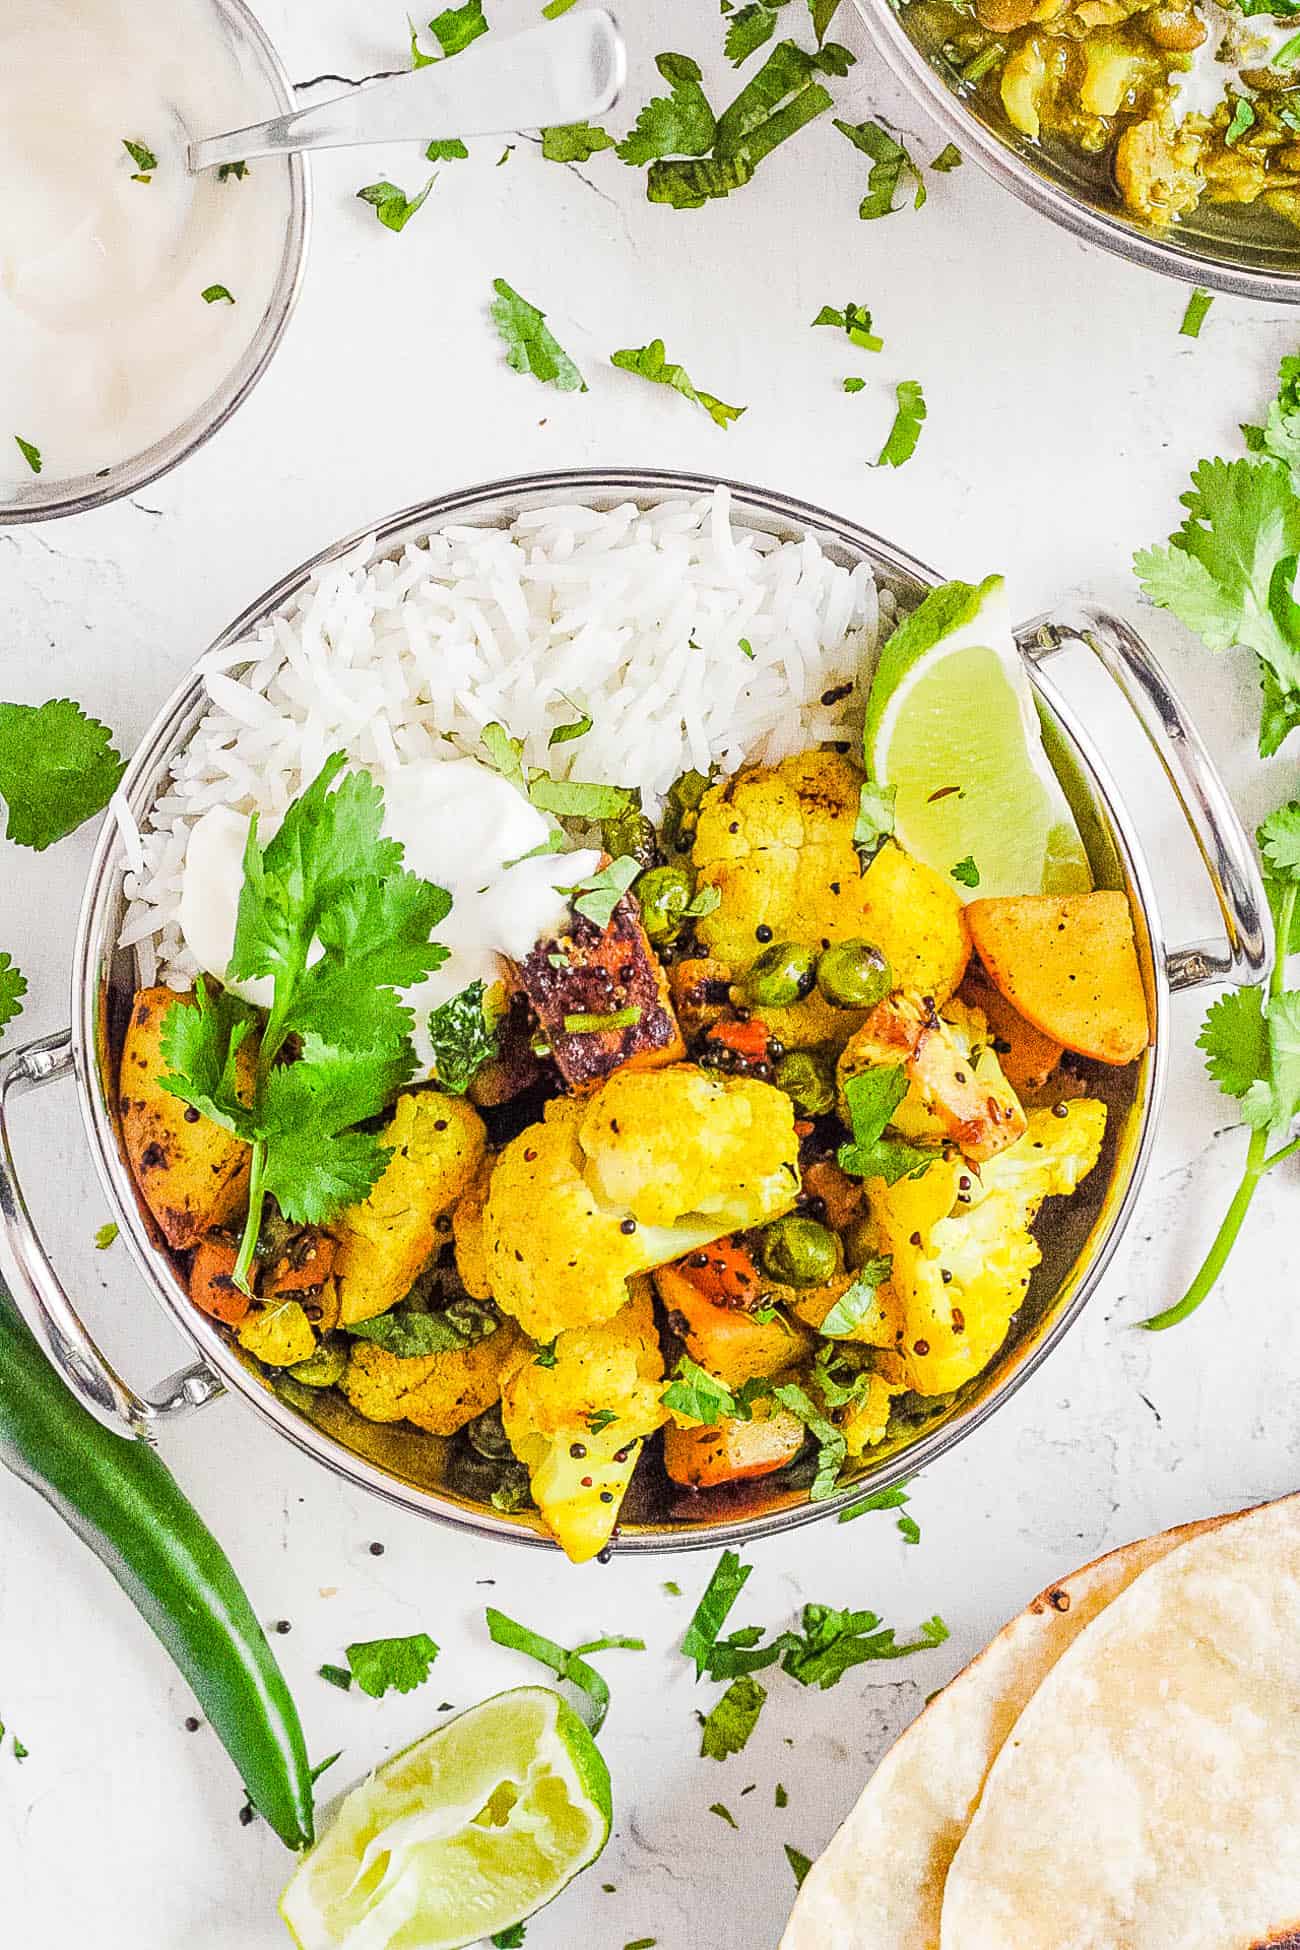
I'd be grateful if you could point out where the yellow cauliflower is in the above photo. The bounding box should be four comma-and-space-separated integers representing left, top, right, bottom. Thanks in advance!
452, 1153, 494, 1301
867, 1099, 1107, 1397
341, 1319, 523, 1435
838, 993, 1026, 1165
500, 1282, 668, 1563
484, 1066, 800, 1342
332, 1091, 486, 1326
690, 752, 970, 1044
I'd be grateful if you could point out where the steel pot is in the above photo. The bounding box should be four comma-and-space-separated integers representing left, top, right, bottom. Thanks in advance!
0, 469, 1271, 1553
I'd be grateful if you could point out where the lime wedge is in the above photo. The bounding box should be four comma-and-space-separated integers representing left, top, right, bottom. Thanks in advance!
279, 1687, 611, 1950
865, 575, 1091, 901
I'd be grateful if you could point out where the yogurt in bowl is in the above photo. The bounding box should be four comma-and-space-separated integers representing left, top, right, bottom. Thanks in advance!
0, 0, 307, 522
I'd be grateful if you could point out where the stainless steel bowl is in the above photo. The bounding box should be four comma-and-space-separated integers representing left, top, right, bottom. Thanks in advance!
1, 0, 310, 526
853, 0, 1300, 302
0, 469, 1270, 1554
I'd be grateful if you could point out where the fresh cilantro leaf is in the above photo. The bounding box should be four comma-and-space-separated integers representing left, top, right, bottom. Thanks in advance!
874, 379, 927, 468
357, 176, 436, 232
159, 980, 258, 1138
771, 1381, 845, 1499
775, 1781, 788, 1806
14, 436, 41, 476
700, 1674, 767, 1758
94, 1222, 119, 1250
808, 1342, 876, 1410
837, 1066, 908, 1170
623, 1941, 657, 1950
617, 53, 717, 165
611, 340, 745, 429
543, 0, 579, 13
835, 118, 925, 217
1225, 97, 1256, 145
1239, 992, 1300, 1138
643, 39, 843, 204
534, 1337, 559, 1368
318, 1663, 353, 1691
854, 779, 896, 863
12, 1737, 28, 1761
123, 138, 158, 173
486, 1607, 643, 1733
683, 1549, 753, 1677
346, 1631, 440, 1698
810, 0, 842, 40
527, 775, 632, 820
662, 1354, 747, 1425
784, 1844, 813, 1889
705, 1625, 784, 1681
429, 0, 488, 56
818, 1256, 893, 1337
350, 1295, 499, 1356
1179, 288, 1213, 339
1260, 797, 1300, 876
480, 721, 526, 788
897, 1512, 922, 1544
837, 1479, 912, 1523
0, 699, 125, 850
561, 854, 641, 927
491, 279, 587, 391
427, 980, 499, 1094
426, 138, 470, 160
218, 160, 249, 180
542, 122, 616, 161
777, 1601, 948, 1687
725, 2, 789, 66
647, 154, 755, 206
1198, 987, 1270, 1100
931, 142, 962, 169
202, 285, 235, 305
710, 1799, 740, 1827
585, 1407, 619, 1434
491, 1929, 526, 1949
0, 954, 27, 1035
548, 706, 593, 746
259, 1044, 412, 1223
813, 301, 882, 352
951, 854, 980, 887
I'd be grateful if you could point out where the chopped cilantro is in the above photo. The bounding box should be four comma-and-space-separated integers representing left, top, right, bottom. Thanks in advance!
0, 698, 124, 850
611, 340, 745, 428
842, 376, 866, 393
486, 1607, 643, 1733
534, 1338, 559, 1368
202, 284, 235, 305
1225, 97, 1256, 145
853, 779, 896, 863
662, 1354, 750, 1426
931, 142, 962, 169
682, 1548, 753, 1677
12, 1736, 28, 1762
663, 1581, 682, 1597
874, 379, 927, 468
543, 0, 580, 13
950, 854, 980, 887
810, 0, 842, 39
725, 3, 789, 65
777, 1602, 948, 1687
623, 1941, 657, 1950
345, 1631, 439, 1698
318, 1663, 353, 1691
356, 176, 436, 232
527, 775, 632, 820
490, 1928, 526, 1948
561, 855, 642, 927
1275, 26, 1300, 64
349, 1295, 499, 1357
775, 1780, 788, 1806
14, 436, 41, 476
93, 1222, 119, 1251
429, 0, 488, 56
837, 1479, 911, 1524
835, 118, 925, 217
812, 300, 882, 351
427, 980, 499, 1094
700, 1674, 767, 1757
710, 1799, 739, 1826
563, 1006, 642, 1034
548, 704, 593, 746
817, 1255, 893, 1336
426, 138, 470, 161
617, 53, 717, 164
1179, 288, 1213, 339
0, 955, 27, 1035
739, 636, 756, 658
770, 1381, 845, 1499
123, 138, 158, 176
897, 1512, 922, 1545
497, 145, 514, 164
542, 123, 615, 162
491, 279, 586, 390
585, 1407, 619, 1434
785, 1844, 813, 1889
218, 160, 249, 181
837, 1066, 936, 1184
643, 41, 847, 205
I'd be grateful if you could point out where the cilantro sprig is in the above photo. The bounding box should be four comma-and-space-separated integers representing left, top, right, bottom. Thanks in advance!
1143, 798, 1300, 1328
161, 755, 450, 1292
0, 699, 124, 850
486, 1606, 644, 1733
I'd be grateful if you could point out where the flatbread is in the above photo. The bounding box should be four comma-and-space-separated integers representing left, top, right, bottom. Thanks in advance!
940, 1495, 1300, 1950
780, 1516, 1222, 1950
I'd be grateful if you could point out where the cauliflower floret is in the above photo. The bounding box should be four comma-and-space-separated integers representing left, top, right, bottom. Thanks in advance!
332, 1091, 486, 1325
500, 1282, 668, 1562
452, 1153, 494, 1301
484, 1066, 800, 1342
691, 752, 970, 1040
341, 1318, 524, 1435
867, 1099, 1106, 1396
838, 993, 1027, 1165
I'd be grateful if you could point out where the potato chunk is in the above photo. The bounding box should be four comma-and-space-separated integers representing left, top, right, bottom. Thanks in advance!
966, 892, 1150, 1065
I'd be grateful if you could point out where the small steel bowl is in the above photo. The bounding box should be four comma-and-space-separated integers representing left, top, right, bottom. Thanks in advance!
1, 0, 310, 526
0, 470, 1270, 1554
853, 0, 1300, 302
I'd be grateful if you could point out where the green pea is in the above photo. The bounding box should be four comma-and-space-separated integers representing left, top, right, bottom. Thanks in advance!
774, 1049, 837, 1118
741, 942, 819, 1009
286, 1337, 347, 1389
634, 864, 695, 944
761, 1215, 840, 1288
816, 940, 893, 1010
465, 1402, 515, 1461
602, 805, 659, 869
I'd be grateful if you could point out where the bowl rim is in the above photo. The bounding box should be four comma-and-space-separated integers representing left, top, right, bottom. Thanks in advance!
850, 0, 1300, 305
0, 0, 312, 526
72, 467, 1167, 1554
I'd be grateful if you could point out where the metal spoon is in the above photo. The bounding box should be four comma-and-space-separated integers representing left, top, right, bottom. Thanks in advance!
188, 10, 625, 173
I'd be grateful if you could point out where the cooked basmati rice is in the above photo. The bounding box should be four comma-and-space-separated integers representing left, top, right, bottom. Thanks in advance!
121, 486, 894, 985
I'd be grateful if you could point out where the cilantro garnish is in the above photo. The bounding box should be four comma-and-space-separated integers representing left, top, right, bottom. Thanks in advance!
776, 1601, 948, 1686
160, 755, 450, 1291
950, 854, 980, 888
350, 1295, 499, 1357
810, 0, 842, 40
1144, 797, 1300, 1327
725, 3, 788, 65
611, 340, 746, 429
318, 1663, 353, 1691
426, 138, 470, 161
1225, 97, 1256, 145
704, 1624, 784, 1680
0, 699, 124, 850
785, 1844, 813, 1889
775, 1780, 788, 1806
542, 122, 615, 161
835, 118, 925, 218
490, 1928, 526, 1949
931, 142, 962, 170
623, 1941, 657, 1950
425, 0, 488, 57
838, 1067, 937, 1185
345, 1631, 439, 1698
486, 1607, 644, 1733
561, 855, 641, 927
548, 705, 592, 746
586, 1407, 619, 1434
682, 1549, 753, 1676
699, 1674, 767, 1757
543, 0, 580, 14
123, 138, 158, 177
426, 980, 499, 1094
642, 41, 849, 206
202, 284, 235, 305
874, 380, 927, 468
0, 954, 27, 1035
357, 176, 436, 232
710, 1799, 739, 1826
837, 1478, 911, 1523
771, 1381, 845, 1499
817, 1256, 892, 1336
853, 779, 896, 863
1179, 288, 1213, 339
94, 1222, 119, 1251
617, 53, 717, 165
490, 279, 587, 391
813, 301, 882, 352
897, 1512, 922, 1544
528, 775, 632, 820
534, 1338, 559, 1368
14, 436, 41, 476
218, 160, 249, 181
662, 1354, 768, 1425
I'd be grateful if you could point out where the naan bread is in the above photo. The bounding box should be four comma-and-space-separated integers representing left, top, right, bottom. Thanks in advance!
940, 1496, 1300, 1950
780, 1517, 1221, 1950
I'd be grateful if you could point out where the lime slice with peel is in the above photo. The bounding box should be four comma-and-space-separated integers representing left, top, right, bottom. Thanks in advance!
865, 574, 1091, 901
280, 1687, 611, 1950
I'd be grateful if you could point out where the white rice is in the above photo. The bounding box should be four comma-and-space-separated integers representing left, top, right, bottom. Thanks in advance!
121, 486, 893, 986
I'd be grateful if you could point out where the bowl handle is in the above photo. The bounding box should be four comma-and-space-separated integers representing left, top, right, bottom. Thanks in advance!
1020, 604, 1272, 992
0, 1030, 223, 1439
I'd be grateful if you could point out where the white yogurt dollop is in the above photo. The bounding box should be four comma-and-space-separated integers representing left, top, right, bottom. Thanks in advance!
0, 0, 292, 493
178, 759, 602, 1077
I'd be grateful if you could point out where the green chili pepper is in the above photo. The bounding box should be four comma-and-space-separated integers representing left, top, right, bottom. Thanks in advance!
0, 1283, 315, 1850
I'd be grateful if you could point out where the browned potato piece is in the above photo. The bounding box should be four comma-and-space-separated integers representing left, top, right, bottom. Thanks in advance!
120, 986, 254, 1249
967, 892, 1150, 1066
663, 1396, 805, 1487
961, 967, 1063, 1095
654, 1261, 811, 1386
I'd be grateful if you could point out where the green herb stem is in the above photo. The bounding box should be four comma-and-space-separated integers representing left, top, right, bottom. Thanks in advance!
234, 1136, 269, 1296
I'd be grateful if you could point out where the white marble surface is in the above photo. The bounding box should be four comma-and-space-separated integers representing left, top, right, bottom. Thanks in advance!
2, 3, 1299, 1945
